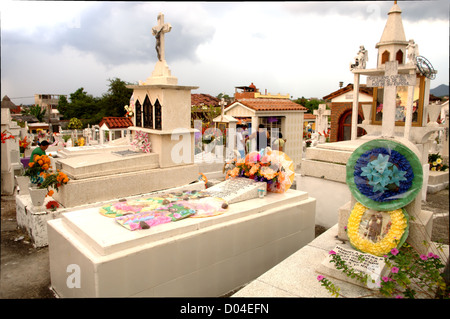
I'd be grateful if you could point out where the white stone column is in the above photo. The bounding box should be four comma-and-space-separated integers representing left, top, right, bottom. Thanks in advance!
381, 62, 398, 138
351, 73, 360, 140
404, 70, 416, 140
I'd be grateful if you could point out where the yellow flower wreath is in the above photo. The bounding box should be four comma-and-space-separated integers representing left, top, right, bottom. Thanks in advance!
347, 202, 408, 256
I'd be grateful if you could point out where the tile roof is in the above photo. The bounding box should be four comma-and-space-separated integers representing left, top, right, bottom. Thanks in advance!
191, 94, 220, 107
304, 113, 316, 120
231, 98, 307, 112
99, 117, 133, 129
323, 84, 373, 101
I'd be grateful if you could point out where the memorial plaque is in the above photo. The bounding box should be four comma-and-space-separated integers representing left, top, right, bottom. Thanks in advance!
367, 74, 416, 87
317, 245, 388, 290
204, 177, 267, 204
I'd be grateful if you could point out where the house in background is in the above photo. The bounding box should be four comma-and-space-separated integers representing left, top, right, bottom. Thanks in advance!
34, 94, 65, 133
323, 83, 373, 142
191, 93, 221, 126
98, 116, 133, 144
223, 83, 307, 167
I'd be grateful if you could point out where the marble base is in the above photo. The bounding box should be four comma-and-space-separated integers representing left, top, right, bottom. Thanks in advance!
47, 189, 316, 297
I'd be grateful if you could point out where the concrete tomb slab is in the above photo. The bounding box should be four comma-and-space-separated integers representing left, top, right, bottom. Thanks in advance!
47, 189, 316, 297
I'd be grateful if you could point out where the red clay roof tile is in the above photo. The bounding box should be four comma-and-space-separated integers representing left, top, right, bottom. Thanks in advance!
99, 117, 133, 129
234, 98, 307, 112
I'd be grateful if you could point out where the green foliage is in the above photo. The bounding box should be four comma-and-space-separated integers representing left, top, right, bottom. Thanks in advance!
23, 104, 46, 122
293, 96, 326, 114
57, 78, 133, 126
68, 117, 83, 130
319, 244, 449, 299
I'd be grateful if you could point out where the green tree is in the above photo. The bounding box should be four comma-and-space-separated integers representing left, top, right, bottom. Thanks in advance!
23, 104, 46, 122
99, 78, 133, 118
57, 95, 69, 120
68, 117, 83, 130
293, 97, 326, 114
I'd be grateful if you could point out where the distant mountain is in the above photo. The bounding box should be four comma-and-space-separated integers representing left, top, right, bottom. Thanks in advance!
430, 84, 449, 97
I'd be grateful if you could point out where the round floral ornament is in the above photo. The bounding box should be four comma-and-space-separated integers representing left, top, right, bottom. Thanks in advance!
346, 202, 409, 256
346, 139, 423, 211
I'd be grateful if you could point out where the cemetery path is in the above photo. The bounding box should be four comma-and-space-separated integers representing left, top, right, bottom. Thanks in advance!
0, 188, 448, 299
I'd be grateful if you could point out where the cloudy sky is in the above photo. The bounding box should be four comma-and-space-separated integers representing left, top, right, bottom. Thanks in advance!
1, 1, 449, 106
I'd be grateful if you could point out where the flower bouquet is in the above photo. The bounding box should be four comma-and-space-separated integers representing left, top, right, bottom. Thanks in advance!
224, 148, 295, 193
124, 105, 134, 118
24, 154, 70, 196
19, 136, 31, 154
1, 130, 15, 144
428, 153, 448, 172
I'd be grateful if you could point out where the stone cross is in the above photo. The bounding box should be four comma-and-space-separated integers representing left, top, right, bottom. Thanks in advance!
366, 61, 416, 137
152, 13, 172, 61
313, 104, 331, 135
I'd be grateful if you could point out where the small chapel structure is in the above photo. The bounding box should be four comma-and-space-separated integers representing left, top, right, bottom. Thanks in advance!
222, 83, 307, 167
323, 83, 373, 142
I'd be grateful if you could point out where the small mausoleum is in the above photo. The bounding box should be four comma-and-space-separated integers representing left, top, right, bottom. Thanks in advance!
98, 116, 133, 144
223, 83, 307, 167
323, 83, 373, 142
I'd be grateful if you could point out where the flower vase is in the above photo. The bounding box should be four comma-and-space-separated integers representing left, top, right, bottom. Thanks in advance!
15, 176, 30, 195
28, 187, 47, 207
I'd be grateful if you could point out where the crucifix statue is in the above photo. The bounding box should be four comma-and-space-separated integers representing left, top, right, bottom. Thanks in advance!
152, 12, 172, 61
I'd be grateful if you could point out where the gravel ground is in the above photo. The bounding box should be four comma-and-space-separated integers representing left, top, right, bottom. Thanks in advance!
1, 188, 448, 299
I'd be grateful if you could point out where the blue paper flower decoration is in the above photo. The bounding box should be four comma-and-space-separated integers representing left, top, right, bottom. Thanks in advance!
353, 148, 413, 202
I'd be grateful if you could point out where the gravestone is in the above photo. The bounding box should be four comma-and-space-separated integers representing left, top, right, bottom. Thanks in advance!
313, 104, 330, 143
204, 177, 267, 204
317, 245, 388, 290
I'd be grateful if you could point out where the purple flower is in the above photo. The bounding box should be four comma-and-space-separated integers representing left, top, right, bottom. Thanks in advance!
390, 248, 399, 256
391, 267, 399, 274
317, 275, 325, 281
420, 254, 428, 261
329, 250, 336, 255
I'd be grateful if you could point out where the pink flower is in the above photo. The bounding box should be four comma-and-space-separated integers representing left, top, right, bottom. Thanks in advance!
420, 254, 428, 261
391, 267, 399, 274
382, 276, 391, 283
395, 295, 403, 299
390, 248, 399, 256
428, 252, 439, 259
317, 275, 325, 281
329, 250, 336, 255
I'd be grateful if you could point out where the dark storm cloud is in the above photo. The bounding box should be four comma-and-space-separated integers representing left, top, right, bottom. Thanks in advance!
3, 2, 215, 68
283, 1, 448, 22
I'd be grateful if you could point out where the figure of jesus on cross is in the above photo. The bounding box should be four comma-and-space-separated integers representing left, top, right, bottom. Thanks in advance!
152, 13, 172, 61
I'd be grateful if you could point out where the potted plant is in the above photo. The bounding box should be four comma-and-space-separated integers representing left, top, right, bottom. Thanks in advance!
23, 154, 70, 206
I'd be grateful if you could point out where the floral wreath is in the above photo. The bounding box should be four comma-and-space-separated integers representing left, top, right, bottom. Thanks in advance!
347, 202, 409, 257
346, 139, 423, 211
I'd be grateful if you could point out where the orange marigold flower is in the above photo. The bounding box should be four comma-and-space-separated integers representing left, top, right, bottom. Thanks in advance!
47, 190, 54, 196
63, 177, 69, 183
28, 162, 35, 168
38, 160, 44, 166
249, 163, 260, 176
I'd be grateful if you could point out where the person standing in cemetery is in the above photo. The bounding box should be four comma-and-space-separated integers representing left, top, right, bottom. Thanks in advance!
236, 125, 246, 159
30, 140, 50, 162
249, 124, 270, 152
272, 132, 286, 152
